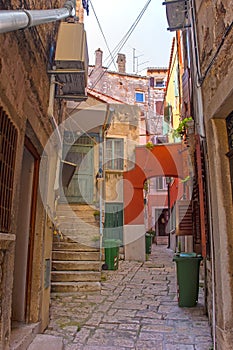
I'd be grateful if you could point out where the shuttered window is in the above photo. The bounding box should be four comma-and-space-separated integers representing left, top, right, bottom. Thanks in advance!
0, 108, 18, 233
176, 200, 193, 236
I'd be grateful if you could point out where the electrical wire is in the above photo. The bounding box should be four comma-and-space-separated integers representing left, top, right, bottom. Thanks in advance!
103, 0, 152, 66
89, 0, 152, 90
89, 0, 117, 71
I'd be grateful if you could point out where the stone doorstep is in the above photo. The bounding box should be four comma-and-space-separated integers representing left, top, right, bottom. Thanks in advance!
27, 334, 63, 350
51, 281, 101, 293
52, 260, 101, 271
52, 250, 100, 261
53, 242, 99, 252
51, 270, 101, 282
10, 322, 40, 350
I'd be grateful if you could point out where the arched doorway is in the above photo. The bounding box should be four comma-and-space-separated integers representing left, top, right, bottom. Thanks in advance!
123, 143, 185, 261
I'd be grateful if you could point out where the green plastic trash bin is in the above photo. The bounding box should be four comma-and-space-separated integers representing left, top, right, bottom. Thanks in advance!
173, 252, 203, 307
145, 233, 152, 254
104, 239, 120, 270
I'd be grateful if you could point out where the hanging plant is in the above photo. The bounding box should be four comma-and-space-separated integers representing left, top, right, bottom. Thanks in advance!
172, 117, 193, 139
146, 141, 155, 150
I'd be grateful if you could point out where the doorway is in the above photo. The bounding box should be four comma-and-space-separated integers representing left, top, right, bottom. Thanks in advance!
12, 139, 39, 323
62, 135, 94, 204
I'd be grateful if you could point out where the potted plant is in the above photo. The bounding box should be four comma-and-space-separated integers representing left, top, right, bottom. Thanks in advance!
172, 117, 193, 139
93, 210, 100, 222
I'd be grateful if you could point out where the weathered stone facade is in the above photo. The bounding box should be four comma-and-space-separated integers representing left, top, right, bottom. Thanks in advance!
0, 0, 84, 348
88, 49, 167, 139
195, 1, 233, 349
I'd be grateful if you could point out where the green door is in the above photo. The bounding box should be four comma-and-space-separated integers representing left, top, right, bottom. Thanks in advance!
63, 142, 94, 204
104, 203, 123, 244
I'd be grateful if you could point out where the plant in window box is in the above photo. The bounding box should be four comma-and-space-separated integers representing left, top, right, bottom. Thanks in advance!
172, 117, 193, 139
146, 141, 155, 150
93, 210, 100, 222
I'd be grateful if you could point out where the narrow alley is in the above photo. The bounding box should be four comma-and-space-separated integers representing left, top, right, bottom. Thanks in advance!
43, 244, 213, 350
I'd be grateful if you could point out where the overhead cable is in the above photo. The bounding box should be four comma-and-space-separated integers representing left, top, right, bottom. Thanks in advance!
89, 0, 152, 90
89, 0, 117, 71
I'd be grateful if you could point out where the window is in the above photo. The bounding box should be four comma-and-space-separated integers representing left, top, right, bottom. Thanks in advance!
0, 107, 18, 233
156, 177, 167, 191
155, 80, 165, 88
105, 138, 124, 170
135, 91, 145, 103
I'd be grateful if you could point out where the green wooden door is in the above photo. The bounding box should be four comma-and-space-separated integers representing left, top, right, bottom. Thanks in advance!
63, 143, 94, 203
104, 203, 123, 244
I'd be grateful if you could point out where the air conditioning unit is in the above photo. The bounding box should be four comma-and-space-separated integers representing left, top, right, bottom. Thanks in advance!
163, 0, 190, 32
50, 21, 89, 101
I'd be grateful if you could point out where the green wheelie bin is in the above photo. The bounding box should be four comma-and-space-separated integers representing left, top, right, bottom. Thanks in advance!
145, 233, 152, 254
173, 252, 203, 307
104, 239, 120, 270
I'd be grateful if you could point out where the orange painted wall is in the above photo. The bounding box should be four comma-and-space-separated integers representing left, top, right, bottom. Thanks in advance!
124, 144, 184, 225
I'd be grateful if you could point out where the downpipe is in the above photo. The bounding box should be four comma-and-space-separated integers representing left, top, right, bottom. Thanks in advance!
0, 0, 76, 34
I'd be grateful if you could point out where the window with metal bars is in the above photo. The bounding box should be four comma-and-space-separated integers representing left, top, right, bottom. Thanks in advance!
0, 108, 18, 233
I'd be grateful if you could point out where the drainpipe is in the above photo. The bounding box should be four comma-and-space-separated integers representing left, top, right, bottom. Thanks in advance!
99, 127, 104, 262
100, 106, 115, 261
48, 74, 62, 194
0, 0, 76, 34
189, 1, 216, 348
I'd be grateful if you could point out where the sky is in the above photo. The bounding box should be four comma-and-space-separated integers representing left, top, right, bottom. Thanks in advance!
84, 0, 174, 75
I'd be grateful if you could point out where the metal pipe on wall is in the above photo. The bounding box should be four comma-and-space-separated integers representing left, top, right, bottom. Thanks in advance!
0, 0, 76, 34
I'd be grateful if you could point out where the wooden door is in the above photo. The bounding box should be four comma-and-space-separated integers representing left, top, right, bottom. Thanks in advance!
63, 143, 94, 203
104, 203, 123, 244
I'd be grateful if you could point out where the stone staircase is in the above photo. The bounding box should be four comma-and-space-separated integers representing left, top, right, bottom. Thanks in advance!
51, 204, 102, 293
155, 236, 169, 245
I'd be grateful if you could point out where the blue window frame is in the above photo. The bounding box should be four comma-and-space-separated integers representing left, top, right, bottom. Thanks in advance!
135, 91, 145, 103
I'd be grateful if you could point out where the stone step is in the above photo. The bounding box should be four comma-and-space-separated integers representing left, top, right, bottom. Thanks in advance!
57, 204, 98, 213
53, 242, 99, 252
51, 281, 101, 293
10, 322, 40, 350
156, 236, 169, 245
58, 223, 99, 231
52, 260, 101, 271
27, 334, 63, 350
51, 270, 101, 282
52, 250, 100, 261
56, 210, 95, 220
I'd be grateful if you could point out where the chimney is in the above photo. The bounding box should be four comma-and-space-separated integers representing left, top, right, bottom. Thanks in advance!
95, 48, 103, 68
117, 53, 126, 73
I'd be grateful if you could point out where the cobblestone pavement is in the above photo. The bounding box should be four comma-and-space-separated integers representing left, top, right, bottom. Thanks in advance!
45, 244, 213, 350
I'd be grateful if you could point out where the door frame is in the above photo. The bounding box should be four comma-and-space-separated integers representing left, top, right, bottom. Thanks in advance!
24, 137, 40, 322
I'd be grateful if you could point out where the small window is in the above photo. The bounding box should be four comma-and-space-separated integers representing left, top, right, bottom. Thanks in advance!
135, 91, 145, 103
155, 80, 165, 88
156, 177, 167, 191
105, 138, 124, 170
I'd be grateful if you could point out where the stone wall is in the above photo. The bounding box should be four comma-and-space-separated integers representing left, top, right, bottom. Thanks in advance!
195, 1, 233, 348
0, 0, 76, 348
88, 53, 167, 137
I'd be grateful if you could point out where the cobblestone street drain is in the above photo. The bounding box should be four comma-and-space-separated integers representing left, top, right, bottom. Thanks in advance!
45, 245, 213, 350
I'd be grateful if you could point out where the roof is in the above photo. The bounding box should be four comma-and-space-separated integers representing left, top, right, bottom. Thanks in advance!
87, 88, 123, 104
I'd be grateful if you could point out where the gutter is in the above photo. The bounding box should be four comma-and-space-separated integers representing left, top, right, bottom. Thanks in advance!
0, 0, 76, 34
